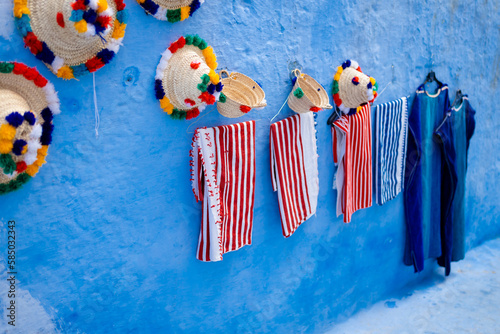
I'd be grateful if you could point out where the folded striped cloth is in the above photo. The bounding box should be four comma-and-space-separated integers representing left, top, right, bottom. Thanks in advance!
374, 97, 408, 205
332, 104, 372, 223
270, 113, 319, 237
191, 121, 256, 262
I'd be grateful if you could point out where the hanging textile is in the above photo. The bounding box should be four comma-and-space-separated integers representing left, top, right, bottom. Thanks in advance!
270, 113, 319, 237
191, 121, 256, 262
404, 83, 449, 272
331, 104, 372, 223
374, 97, 409, 205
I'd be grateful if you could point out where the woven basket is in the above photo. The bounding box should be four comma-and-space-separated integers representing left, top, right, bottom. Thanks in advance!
217, 71, 266, 118
137, 0, 205, 22
0, 61, 59, 194
14, 0, 128, 79
287, 69, 332, 114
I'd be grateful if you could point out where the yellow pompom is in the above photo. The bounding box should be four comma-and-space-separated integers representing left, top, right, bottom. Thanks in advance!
74, 20, 88, 33
370, 77, 376, 85
13, 3, 30, 18
25, 165, 39, 177
97, 0, 108, 13
208, 70, 220, 85
112, 20, 126, 39
160, 97, 174, 115
57, 66, 75, 80
333, 73, 341, 81
202, 46, 214, 60
21, 145, 28, 155
337, 66, 343, 74
39, 145, 49, 157
0, 124, 16, 141
180, 6, 190, 21
0, 141, 13, 154
136, 0, 145, 3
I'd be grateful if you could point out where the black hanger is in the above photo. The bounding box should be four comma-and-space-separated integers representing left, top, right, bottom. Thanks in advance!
423, 70, 443, 87
451, 89, 463, 108
326, 107, 341, 126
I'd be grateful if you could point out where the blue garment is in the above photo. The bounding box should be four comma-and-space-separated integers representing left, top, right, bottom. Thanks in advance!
434, 111, 458, 276
450, 97, 476, 261
404, 83, 450, 272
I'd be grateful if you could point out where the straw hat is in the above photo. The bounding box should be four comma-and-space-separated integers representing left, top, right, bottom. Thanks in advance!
0, 61, 60, 195
14, 0, 128, 79
287, 69, 332, 114
332, 60, 378, 115
155, 35, 223, 120
216, 70, 266, 118
137, 0, 205, 22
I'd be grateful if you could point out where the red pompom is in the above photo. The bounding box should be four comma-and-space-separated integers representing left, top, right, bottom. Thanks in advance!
176, 36, 186, 49
16, 162, 27, 174
185, 99, 196, 106
186, 108, 200, 120
57, 12, 65, 28
310, 107, 322, 112
71, 0, 86, 11
24, 32, 43, 54
23, 68, 39, 80
198, 92, 215, 105
115, 0, 126, 11
96, 15, 113, 28
13, 62, 28, 75
190, 61, 200, 69
85, 57, 105, 72
240, 105, 251, 113
333, 93, 342, 106
34, 74, 48, 88
168, 43, 179, 54
357, 66, 362, 72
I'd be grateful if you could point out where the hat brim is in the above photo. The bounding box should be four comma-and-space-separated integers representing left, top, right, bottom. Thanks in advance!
137, 0, 204, 22
0, 62, 60, 194
14, 0, 128, 79
154, 35, 222, 121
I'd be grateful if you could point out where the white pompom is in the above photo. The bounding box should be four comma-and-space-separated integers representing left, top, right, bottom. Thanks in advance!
350, 60, 359, 70
88, 0, 99, 10
213, 92, 221, 101
84, 24, 96, 37
161, 50, 173, 61
51, 56, 64, 72
101, 8, 114, 17
154, 8, 167, 20
30, 124, 42, 139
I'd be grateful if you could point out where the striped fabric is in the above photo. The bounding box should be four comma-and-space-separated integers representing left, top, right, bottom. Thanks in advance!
332, 104, 372, 223
374, 97, 409, 205
190, 121, 256, 262
270, 113, 319, 238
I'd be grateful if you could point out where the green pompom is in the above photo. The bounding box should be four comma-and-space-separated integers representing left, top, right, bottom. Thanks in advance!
197, 83, 207, 92
201, 74, 210, 85
0, 62, 14, 73
219, 92, 227, 103
0, 173, 31, 195
185, 35, 194, 45
293, 87, 304, 99
192, 35, 202, 46
170, 109, 186, 120
167, 9, 181, 23
0, 154, 16, 174
198, 40, 208, 50
332, 81, 339, 95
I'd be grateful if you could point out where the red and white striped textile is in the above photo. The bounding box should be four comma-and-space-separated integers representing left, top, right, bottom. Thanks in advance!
190, 121, 256, 262
332, 104, 372, 223
270, 113, 319, 238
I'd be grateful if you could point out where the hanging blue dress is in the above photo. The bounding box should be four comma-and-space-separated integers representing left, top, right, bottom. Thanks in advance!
404, 83, 450, 272
450, 96, 476, 261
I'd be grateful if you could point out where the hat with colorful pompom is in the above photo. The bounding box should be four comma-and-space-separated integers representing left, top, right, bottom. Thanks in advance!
14, 0, 128, 80
288, 69, 332, 114
332, 60, 378, 115
137, 0, 204, 22
0, 61, 60, 195
155, 35, 223, 120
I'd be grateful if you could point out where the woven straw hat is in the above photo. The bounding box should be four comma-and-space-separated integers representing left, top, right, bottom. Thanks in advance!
217, 70, 266, 118
0, 61, 60, 195
332, 60, 378, 115
155, 35, 223, 120
14, 0, 128, 80
137, 0, 205, 22
287, 69, 332, 114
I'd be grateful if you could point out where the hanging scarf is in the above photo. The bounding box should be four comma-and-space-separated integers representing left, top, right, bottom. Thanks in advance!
270, 113, 319, 237
374, 97, 409, 205
191, 121, 256, 262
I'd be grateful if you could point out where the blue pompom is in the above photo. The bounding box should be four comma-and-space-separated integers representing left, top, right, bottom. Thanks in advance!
83, 0, 89, 5
35, 43, 55, 64
94, 22, 106, 34
96, 49, 115, 64
190, 0, 201, 15
215, 82, 223, 92
12, 140, 27, 156
15, 15, 32, 37
155, 80, 165, 100
207, 83, 215, 95
83, 9, 97, 24
367, 82, 372, 89
116, 10, 129, 24
69, 10, 84, 22
348, 108, 357, 115
6, 112, 24, 127
41, 108, 53, 122
72, 64, 89, 78
24, 112, 36, 125
342, 60, 351, 69
141, 0, 159, 15
291, 77, 297, 86
40, 122, 54, 145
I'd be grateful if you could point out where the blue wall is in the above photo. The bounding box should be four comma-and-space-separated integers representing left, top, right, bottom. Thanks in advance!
1, 1, 499, 333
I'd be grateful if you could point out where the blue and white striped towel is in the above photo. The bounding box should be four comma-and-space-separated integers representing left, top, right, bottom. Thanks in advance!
374, 97, 409, 205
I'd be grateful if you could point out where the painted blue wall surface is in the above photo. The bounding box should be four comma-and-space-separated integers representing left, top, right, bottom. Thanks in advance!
1, 1, 499, 333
